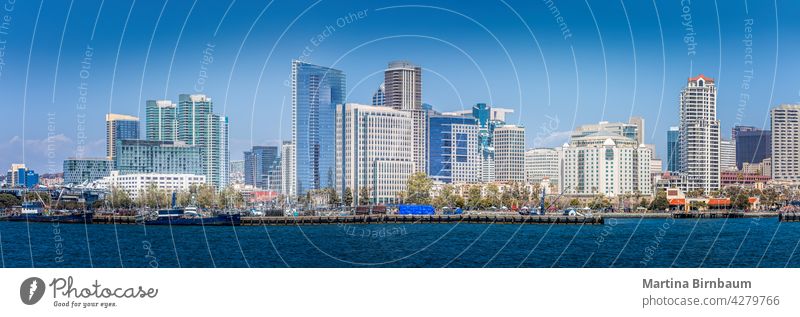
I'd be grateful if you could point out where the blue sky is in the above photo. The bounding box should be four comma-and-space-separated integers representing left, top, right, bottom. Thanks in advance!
1, 0, 798, 173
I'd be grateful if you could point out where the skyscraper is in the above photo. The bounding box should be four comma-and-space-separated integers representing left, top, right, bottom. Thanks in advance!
733, 125, 771, 169
771, 104, 800, 182
384, 61, 421, 111
679, 74, 720, 192
384, 61, 427, 174
372, 83, 385, 106
105, 113, 140, 161
244, 146, 281, 191
494, 125, 526, 182
453, 103, 515, 182
146, 99, 178, 141
176, 94, 228, 189
281, 141, 295, 198
335, 103, 414, 205
720, 139, 737, 171
666, 126, 680, 172
292, 61, 345, 196
428, 114, 480, 184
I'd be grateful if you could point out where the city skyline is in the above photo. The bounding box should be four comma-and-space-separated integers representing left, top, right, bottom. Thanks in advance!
1, 0, 799, 173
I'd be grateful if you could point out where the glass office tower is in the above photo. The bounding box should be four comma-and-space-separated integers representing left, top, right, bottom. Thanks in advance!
291, 61, 345, 196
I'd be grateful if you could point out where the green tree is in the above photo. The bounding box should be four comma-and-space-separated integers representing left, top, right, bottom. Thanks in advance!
732, 193, 750, 210
649, 190, 669, 211
638, 198, 651, 209
433, 185, 455, 208
760, 188, 779, 209
196, 184, 217, 209
569, 198, 581, 207
484, 184, 500, 207
327, 187, 340, 206
358, 186, 371, 205
25, 191, 51, 206
690, 200, 707, 211
406, 172, 433, 205
110, 186, 132, 209
0, 193, 21, 208
466, 185, 482, 210
343, 187, 354, 207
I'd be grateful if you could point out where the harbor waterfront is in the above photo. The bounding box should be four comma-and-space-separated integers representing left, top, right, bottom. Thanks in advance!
2, 217, 799, 268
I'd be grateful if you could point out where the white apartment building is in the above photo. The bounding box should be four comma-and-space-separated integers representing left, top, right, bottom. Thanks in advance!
524, 148, 561, 191
561, 132, 652, 197
335, 103, 414, 205
771, 104, 800, 182
720, 139, 737, 171
98, 171, 206, 200
494, 125, 526, 182
679, 74, 721, 192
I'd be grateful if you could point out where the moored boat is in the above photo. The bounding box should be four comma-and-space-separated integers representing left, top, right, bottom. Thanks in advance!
2, 202, 94, 224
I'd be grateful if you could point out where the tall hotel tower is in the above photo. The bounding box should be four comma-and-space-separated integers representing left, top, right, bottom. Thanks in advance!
291, 61, 345, 196
105, 113, 140, 161
384, 61, 427, 174
177, 94, 229, 189
771, 104, 800, 182
679, 75, 720, 192
146, 99, 178, 141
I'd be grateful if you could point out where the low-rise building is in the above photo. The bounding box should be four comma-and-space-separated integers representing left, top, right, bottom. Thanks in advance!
98, 171, 206, 199
63, 158, 113, 185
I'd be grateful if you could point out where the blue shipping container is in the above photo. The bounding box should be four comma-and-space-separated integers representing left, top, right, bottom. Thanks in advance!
398, 205, 435, 215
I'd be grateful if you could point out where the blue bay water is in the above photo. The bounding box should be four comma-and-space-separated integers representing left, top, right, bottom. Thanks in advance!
1, 218, 799, 268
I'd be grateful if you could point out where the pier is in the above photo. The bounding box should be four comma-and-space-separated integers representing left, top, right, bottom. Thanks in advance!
779, 212, 800, 222
671, 211, 777, 219
90, 214, 604, 225
238, 214, 604, 226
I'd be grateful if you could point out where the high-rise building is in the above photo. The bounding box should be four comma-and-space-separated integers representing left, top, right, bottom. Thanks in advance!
335, 103, 414, 205
453, 103, 515, 182
292, 61, 345, 196
372, 83, 385, 106
208, 114, 229, 189
629, 116, 645, 145
281, 141, 295, 198
771, 104, 800, 182
146, 100, 178, 141
561, 132, 652, 197
244, 146, 281, 191
176, 94, 228, 189
524, 148, 561, 191
494, 125, 526, 182
63, 158, 113, 184
720, 139, 737, 171
384, 61, 427, 174
105, 113, 140, 161
115, 140, 203, 176
666, 126, 680, 172
733, 125, 771, 169
679, 74, 720, 192
6, 164, 39, 188
428, 114, 480, 184
384, 61, 421, 111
